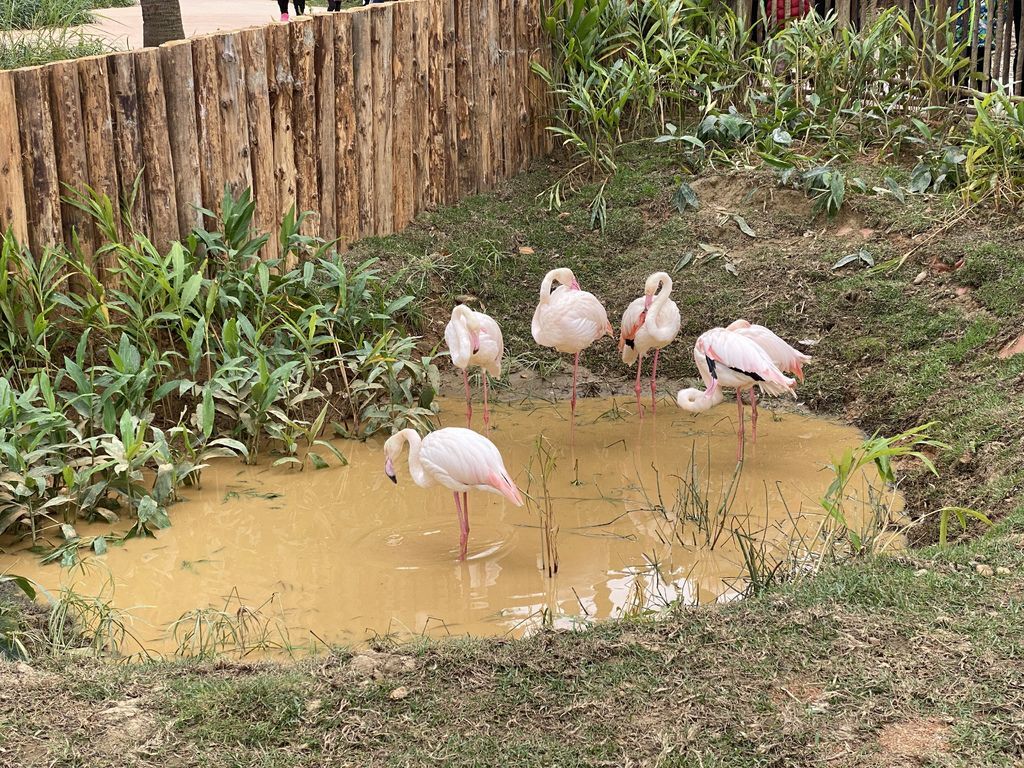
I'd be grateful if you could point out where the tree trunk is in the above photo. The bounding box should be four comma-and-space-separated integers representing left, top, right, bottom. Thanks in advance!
141, 0, 185, 48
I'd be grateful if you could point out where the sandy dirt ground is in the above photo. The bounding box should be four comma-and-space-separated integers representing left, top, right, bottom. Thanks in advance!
84, 1, 326, 49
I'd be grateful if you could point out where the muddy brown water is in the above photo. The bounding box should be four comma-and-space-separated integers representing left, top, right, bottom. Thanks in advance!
0, 397, 900, 656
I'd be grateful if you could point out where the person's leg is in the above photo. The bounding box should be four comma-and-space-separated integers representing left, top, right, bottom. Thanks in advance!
293, 0, 305, 15
278, 0, 289, 16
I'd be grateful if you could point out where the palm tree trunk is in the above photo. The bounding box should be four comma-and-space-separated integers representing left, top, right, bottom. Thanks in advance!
140, 0, 185, 48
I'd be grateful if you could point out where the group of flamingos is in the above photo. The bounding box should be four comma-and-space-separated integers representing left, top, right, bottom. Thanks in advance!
384, 267, 811, 559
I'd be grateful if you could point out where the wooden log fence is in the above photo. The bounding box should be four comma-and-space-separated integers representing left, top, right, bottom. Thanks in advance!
0, 0, 554, 271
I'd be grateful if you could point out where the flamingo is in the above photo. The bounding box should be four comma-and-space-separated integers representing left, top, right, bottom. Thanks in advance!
618, 271, 681, 415
675, 325, 805, 460
383, 427, 524, 560
444, 304, 503, 431
531, 267, 613, 429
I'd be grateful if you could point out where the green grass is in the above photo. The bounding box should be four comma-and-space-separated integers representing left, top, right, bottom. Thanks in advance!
1, 150, 1023, 766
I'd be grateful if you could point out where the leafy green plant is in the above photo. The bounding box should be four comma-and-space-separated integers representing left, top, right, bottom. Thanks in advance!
821, 423, 946, 554
936, 506, 993, 547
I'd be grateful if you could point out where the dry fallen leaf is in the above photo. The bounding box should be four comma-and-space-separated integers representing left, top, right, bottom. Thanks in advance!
518, 246, 535, 255
389, 686, 410, 701
913, 270, 928, 285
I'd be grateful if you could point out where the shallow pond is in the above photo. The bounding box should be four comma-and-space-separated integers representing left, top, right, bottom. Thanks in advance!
0, 396, 899, 656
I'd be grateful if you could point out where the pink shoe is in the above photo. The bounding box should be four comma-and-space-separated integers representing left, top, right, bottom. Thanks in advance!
280, 12, 289, 21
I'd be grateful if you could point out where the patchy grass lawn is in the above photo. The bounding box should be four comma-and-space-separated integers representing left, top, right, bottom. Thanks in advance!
1, 148, 1023, 767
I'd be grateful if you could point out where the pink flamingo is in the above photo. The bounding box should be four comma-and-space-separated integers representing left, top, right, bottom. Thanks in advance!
383, 427, 524, 560
675, 324, 808, 460
618, 271, 681, 415
444, 304, 503, 431
531, 268, 613, 429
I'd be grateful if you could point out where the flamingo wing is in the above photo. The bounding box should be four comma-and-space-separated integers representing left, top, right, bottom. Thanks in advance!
618, 295, 646, 363
419, 428, 521, 504
474, 312, 504, 378
702, 329, 795, 396
728, 321, 810, 380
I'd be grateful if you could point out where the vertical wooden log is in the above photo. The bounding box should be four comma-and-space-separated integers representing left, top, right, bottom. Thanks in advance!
215, 33, 254, 202
0, 71, 28, 245
499, 0, 516, 175
351, 8, 376, 238
514, 0, 531, 171
192, 36, 226, 220
48, 60, 92, 252
135, 48, 179, 252
290, 18, 319, 235
314, 14, 337, 242
334, 11, 359, 246
471, 0, 493, 189
428, 0, 449, 205
267, 22, 298, 243
411, 0, 430, 215
13, 67, 62, 254
454, 0, 477, 194
392, 2, 414, 230
239, 27, 280, 261
371, 4, 395, 235
108, 52, 150, 235
78, 55, 120, 278
487, 0, 505, 181
160, 40, 203, 241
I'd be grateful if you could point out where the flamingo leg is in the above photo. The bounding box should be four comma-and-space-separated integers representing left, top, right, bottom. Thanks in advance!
750, 387, 758, 444
483, 373, 491, 433
571, 352, 580, 438
462, 369, 473, 429
650, 348, 660, 412
463, 492, 470, 551
634, 355, 644, 417
736, 389, 745, 462
453, 492, 467, 561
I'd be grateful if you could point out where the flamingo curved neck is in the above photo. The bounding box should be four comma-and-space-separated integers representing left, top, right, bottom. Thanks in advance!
538, 269, 574, 305
397, 428, 429, 487
647, 275, 674, 339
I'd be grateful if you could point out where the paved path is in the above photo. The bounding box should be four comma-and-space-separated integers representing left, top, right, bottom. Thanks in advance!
84, 1, 324, 49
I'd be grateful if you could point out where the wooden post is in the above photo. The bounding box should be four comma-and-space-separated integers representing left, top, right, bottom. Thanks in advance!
135, 48, 179, 252
215, 33, 254, 202
334, 11, 360, 246
471, 0, 493, 189
160, 40, 203, 241
371, 4, 395, 235
514, 0, 531, 172
487, 0, 504, 181
0, 71, 28, 245
410, 0, 430, 215
351, 8, 376, 238
267, 22, 298, 248
13, 67, 62, 253
314, 14, 337, 242
239, 27, 280, 260
454, 0, 477, 194
428, 0, 451, 205
392, 2, 414, 230
290, 18, 319, 236
192, 36, 225, 222
78, 55, 121, 277
499, 0, 516, 175
48, 60, 92, 252
108, 52, 150, 235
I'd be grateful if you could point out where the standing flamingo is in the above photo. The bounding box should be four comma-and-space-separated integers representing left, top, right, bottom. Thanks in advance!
445, 304, 503, 431
619, 271, 681, 415
383, 427, 524, 560
675, 326, 801, 460
727, 319, 811, 440
531, 268, 613, 430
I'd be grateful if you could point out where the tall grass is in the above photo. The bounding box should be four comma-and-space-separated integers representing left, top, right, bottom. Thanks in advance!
539, 0, 1024, 220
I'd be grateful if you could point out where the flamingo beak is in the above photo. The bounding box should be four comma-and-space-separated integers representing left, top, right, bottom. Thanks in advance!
385, 458, 397, 484
470, 328, 481, 354
570, 278, 580, 290
644, 294, 654, 310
